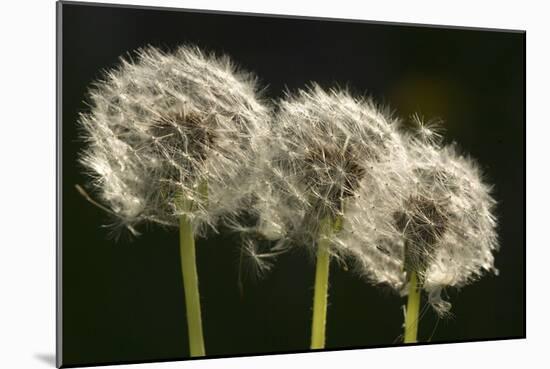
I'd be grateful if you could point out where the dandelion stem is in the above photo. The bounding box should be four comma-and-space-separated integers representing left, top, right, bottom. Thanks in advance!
311, 216, 333, 349
404, 270, 421, 343
178, 196, 205, 357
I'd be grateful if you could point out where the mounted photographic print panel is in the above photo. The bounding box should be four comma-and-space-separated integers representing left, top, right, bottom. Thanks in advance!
56, 1, 525, 367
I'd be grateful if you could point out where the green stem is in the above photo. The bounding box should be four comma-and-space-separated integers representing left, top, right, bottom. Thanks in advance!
179, 198, 205, 357
404, 271, 421, 343
310, 217, 333, 349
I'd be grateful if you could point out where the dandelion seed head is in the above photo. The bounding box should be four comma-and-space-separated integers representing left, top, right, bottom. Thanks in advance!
341, 130, 499, 314
79, 45, 270, 236
253, 84, 407, 256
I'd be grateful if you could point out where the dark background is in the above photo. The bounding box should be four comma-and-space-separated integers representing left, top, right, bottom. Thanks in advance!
59, 2, 525, 367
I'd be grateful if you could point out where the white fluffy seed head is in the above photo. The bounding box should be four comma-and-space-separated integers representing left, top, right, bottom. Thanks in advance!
339, 125, 499, 314
252, 84, 407, 258
79, 45, 270, 236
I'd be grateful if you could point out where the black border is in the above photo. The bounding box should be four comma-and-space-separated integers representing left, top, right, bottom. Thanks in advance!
59, 336, 524, 368
55, 1, 527, 368
56, 0, 526, 34
56, 2, 63, 368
